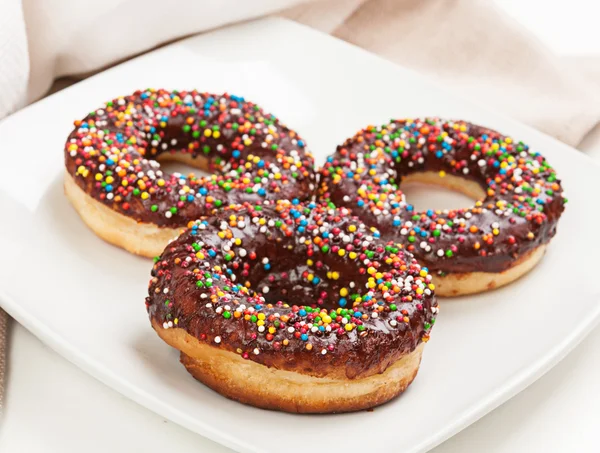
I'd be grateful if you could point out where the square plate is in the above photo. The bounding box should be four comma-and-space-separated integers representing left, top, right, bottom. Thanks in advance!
0, 18, 599, 453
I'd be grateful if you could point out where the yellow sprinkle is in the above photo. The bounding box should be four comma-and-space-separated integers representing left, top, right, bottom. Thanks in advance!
340, 288, 348, 297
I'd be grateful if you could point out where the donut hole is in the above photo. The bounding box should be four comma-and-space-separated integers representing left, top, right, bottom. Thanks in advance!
237, 253, 367, 311
400, 172, 486, 211
156, 153, 213, 178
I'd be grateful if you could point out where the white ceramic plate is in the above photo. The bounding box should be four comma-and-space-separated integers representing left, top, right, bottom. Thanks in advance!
0, 18, 598, 453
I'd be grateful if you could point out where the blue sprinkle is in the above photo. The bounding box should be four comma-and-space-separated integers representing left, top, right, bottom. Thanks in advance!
435, 151, 443, 158
393, 219, 401, 227
339, 298, 347, 307
297, 140, 305, 148
199, 187, 208, 196
357, 200, 365, 207
208, 250, 216, 257
264, 263, 271, 270
426, 209, 434, 217
106, 159, 115, 166
105, 184, 113, 192
258, 188, 266, 196
312, 277, 320, 285
406, 205, 414, 212
301, 334, 308, 341
187, 195, 194, 202
232, 150, 241, 159
353, 311, 362, 318
319, 325, 325, 332
257, 160, 265, 168
292, 198, 300, 205
299, 309, 307, 316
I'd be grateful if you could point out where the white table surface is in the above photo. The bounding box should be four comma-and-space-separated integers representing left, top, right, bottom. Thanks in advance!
2, 1, 600, 451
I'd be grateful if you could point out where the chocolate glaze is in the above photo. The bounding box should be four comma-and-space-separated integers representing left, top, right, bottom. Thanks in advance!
65, 89, 316, 227
319, 119, 566, 274
147, 201, 437, 379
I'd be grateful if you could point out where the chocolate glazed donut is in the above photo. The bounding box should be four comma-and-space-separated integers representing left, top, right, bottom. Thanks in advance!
64, 89, 316, 257
146, 200, 438, 413
319, 118, 566, 296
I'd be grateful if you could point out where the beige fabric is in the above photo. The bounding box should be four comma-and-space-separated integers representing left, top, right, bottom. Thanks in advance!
284, 0, 600, 146
0, 308, 6, 414
1, 0, 599, 413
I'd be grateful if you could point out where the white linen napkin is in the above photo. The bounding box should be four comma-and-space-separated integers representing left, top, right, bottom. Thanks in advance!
0, 0, 599, 414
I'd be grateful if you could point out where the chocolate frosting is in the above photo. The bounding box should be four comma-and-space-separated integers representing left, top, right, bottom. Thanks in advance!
65, 89, 316, 227
147, 201, 437, 379
319, 119, 566, 274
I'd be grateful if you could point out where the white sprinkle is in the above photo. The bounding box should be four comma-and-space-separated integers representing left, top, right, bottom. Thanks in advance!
214, 336, 221, 344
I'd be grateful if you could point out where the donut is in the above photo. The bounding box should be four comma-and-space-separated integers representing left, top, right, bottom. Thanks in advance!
64, 89, 316, 258
146, 200, 438, 413
318, 118, 566, 296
